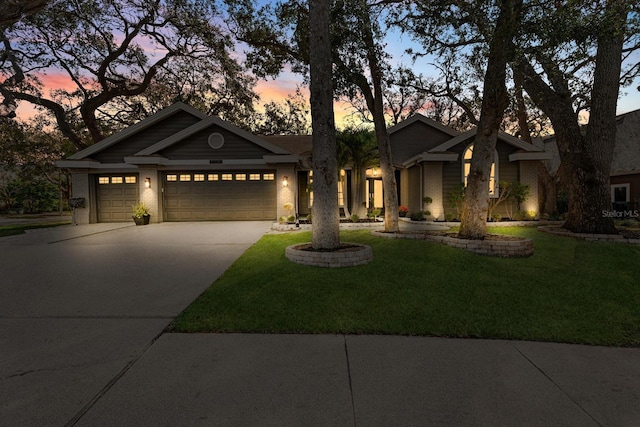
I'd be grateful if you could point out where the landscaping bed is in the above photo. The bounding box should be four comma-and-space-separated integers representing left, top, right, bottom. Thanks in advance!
372, 230, 534, 257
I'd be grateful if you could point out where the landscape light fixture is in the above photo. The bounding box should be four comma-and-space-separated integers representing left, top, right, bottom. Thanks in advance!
145, 177, 151, 188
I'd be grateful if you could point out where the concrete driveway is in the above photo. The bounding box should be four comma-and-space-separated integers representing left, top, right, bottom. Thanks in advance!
0, 222, 270, 426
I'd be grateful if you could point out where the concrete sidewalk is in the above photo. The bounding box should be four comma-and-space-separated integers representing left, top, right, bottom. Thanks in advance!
75, 334, 640, 426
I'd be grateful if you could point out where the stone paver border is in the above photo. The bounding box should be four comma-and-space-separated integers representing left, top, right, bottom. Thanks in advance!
538, 226, 640, 244
371, 230, 534, 258
285, 242, 373, 267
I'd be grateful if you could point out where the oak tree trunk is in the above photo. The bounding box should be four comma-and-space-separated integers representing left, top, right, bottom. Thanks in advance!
518, 1, 628, 234
459, 0, 522, 239
351, 166, 368, 218
359, 0, 399, 232
309, 0, 340, 250
562, 2, 625, 234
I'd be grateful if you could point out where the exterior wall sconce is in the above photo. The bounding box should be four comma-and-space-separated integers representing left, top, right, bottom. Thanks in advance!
372, 168, 378, 177
144, 177, 151, 188
282, 176, 289, 187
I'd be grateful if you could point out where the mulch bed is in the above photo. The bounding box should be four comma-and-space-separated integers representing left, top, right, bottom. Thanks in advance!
380, 230, 524, 241
294, 243, 365, 252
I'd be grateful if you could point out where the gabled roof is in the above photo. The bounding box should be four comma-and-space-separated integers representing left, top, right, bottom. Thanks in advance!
68, 102, 208, 160
429, 128, 543, 154
388, 113, 461, 137
135, 115, 291, 156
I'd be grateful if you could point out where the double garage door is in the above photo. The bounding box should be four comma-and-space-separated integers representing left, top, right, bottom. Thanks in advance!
163, 171, 277, 221
96, 171, 277, 222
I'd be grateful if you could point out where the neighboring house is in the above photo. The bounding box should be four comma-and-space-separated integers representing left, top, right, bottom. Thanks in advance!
610, 109, 640, 212
389, 114, 551, 219
542, 108, 640, 215
57, 103, 300, 224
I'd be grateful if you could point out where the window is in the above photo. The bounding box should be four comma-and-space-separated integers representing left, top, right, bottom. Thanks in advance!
208, 174, 218, 181
111, 176, 123, 184
463, 144, 497, 197
166, 174, 177, 182
263, 173, 275, 181
125, 176, 136, 184
235, 173, 246, 181
221, 174, 232, 181
98, 177, 109, 184
179, 174, 191, 182
611, 183, 630, 211
194, 174, 205, 182
250, 174, 261, 181
611, 184, 630, 203
208, 133, 225, 149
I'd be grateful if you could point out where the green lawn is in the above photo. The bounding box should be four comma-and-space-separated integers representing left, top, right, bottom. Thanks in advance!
171, 227, 640, 347
0, 221, 71, 237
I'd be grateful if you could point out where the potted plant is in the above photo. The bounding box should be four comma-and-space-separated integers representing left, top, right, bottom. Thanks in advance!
132, 202, 150, 225
398, 205, 409, 217
283, 202, 295, 223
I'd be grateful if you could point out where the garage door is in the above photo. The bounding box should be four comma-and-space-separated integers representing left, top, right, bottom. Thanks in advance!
96, 175, 139, 222
164, 171, 277, 221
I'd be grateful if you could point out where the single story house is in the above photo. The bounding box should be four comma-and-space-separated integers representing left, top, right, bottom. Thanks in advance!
57, 102, 550, 224
542, 108, 640, 214
389, 114, 551, 220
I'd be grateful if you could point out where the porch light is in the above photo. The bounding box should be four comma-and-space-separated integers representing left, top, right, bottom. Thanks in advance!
144, 177, 151, 188
282, 176, 289, 187
372, 168, 378, 177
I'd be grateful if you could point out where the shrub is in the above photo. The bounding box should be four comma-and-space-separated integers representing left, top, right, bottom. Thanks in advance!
410, 211, 425, 221
445, 213, 454, 222
449, 184, 465, 219
7, 178, 59, 213
398, 205, 409, 213
350, 214, 360, 222
287, 215, 296, 223
491, 213, 502, 222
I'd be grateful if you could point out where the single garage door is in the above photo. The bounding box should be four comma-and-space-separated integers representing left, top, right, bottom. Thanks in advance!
164, 171, 277, 221
96, 174, 139, 222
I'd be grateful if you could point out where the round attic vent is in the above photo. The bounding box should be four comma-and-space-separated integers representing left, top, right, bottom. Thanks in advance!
208, 133, 225, 149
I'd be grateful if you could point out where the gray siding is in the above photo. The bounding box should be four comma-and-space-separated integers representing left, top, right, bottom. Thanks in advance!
160, 125, 272, 160
93, 110, 201, 163
390, 122, 457, 165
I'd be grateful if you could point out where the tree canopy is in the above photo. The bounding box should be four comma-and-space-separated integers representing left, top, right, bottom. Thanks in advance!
0, 0, 257, 149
